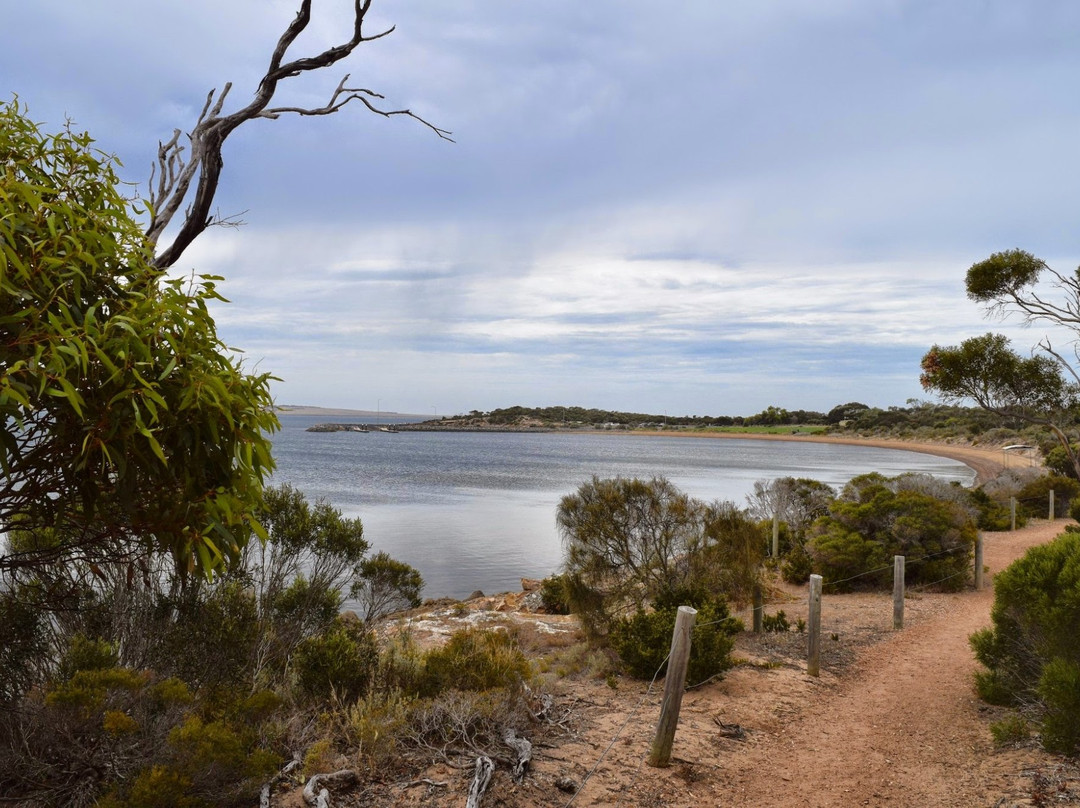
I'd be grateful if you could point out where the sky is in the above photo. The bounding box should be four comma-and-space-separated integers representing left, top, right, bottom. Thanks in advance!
5, 0, 1080, 417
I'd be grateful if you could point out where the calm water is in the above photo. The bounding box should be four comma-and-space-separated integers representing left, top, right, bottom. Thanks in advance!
268, 416, 975, 600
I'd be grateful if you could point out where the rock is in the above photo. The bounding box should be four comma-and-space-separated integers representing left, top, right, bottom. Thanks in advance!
555, 776, 577, 793
468, 590, 485, 600
520, 578, 542, 592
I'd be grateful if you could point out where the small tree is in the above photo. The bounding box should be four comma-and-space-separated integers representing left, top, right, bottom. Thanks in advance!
557, 476, 762, 637
0, 98, 276, 581
921, 250, 1080, 478
352, 551, 424, 623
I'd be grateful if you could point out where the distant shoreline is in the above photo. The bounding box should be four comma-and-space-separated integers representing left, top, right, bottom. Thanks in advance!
630, 430, 1019, 485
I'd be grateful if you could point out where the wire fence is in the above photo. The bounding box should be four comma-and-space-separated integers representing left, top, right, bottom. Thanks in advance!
563, 534, 987, 805
821, 542, 972, 590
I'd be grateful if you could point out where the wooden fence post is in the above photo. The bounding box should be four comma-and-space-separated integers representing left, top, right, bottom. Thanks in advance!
807, 575, 822, 677
1010, 497, 1017, 531
752, 584, 763, 633
1050, 489, 1055, 521
648, 606, 697, 768
893, 555, 905, 630
772, 513, 780, 557
974, 533, 984, 591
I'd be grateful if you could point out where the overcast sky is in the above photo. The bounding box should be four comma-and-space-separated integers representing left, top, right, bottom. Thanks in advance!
6, 0, 1080, 417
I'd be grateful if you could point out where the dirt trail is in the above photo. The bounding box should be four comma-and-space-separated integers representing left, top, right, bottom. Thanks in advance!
560, 522, 1066, 808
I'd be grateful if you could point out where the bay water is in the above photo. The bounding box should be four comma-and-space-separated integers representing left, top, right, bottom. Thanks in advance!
269, 416, 975, 601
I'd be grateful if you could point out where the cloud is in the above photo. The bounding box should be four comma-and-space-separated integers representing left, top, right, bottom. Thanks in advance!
6, 0, 1080, 415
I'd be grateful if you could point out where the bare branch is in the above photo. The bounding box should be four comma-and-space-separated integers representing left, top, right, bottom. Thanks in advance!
147, 0, 450, 269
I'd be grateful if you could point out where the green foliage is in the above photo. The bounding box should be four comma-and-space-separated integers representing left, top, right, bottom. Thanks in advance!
558, 476, 762, 638
921, 334, 1072, 419
965, 249, 1047, 302
148, 580, 259, 693
352, 550, 424, 623
419, 628, 531, 696
1045, 444, 1080, 480
539, 573, 572, 614
971, 530, 1080, 753
293, 617, 379, 703
609, 591, 740, 684
1037, 658, 1080, 755
0, 99, 277, 579
965, 486, 1014, 531
0, 590, 45, 702
806, 474, 975, 591
1015, 474, 1080, 519
989, 714, 1031, 747
761, 611, 790, 633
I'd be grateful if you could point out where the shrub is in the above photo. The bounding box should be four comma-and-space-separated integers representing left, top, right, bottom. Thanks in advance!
419, 628, 531, 696
990, 715, 1031, 747
558, 477, 762, 638
1038, 658, 1080, 755
761, 611, 790, 633
1015, 474, 1080, 520
971, 530, 1080, 753
965, 487, 1014, 531
539, 574, 572, 615
609, 590, 740, 684
806, 475, 975, 591
293, 618, 379, 703
352, 551, 424, 623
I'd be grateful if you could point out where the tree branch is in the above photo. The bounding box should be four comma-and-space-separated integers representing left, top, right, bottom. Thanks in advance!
146, 0, 451, 269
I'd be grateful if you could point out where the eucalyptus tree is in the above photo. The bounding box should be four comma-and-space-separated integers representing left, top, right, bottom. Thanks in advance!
921, 250, 1080, 478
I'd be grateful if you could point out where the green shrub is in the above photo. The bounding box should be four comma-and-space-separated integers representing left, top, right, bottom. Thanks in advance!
780, 541, 814, 584
990, 714, 1031, 747
807, 477, 974, 591
1016, 474, 1080, 519
418, 629, 531, 697
352, 551, 424, 623
609, 591, 740, 684
293, 618, 379, 703
761, 611, 790, 633
971, 530, 1080, 753
965, 487, 1014, 531
1037, 658, 1080, 755
539, 574, 572, 614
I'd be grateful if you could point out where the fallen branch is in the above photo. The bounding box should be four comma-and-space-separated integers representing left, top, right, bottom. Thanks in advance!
260, 754, 301, 808
502, 728, 532, 782
465, 757, 494, 808
302, 769, 357, 808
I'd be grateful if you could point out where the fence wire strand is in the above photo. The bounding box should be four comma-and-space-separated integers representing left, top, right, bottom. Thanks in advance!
562, 650, 669, 808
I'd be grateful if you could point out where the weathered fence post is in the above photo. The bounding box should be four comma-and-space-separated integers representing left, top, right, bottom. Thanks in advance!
974, 533, 984, 591
752, 584, 763, 633
1050, 489, 1055, 521
772, 513, 780, 557
1010, 497, 1017, 531
892, 555, 905, 630
807, 574, 822, 677
648, 606, 697, 768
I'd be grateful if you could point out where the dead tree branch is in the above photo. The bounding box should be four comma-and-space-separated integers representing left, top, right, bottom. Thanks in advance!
146, 0, 452, 269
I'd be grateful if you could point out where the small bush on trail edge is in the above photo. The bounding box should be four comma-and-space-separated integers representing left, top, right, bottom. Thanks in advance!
609, 589, 741, 684
990, 715, 1032, 748
761, 611, 790, 633
970, 528, 1080, 754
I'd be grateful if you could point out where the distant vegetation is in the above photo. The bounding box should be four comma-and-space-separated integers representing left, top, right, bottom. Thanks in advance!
435, 401, 1071, 458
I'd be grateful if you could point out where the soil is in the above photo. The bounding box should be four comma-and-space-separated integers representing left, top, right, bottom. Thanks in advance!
275, 440, 1080, 808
